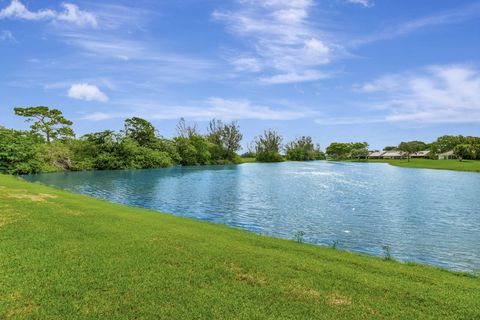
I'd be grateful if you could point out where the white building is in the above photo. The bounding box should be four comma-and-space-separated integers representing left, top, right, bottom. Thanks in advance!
438, 150, 455, 160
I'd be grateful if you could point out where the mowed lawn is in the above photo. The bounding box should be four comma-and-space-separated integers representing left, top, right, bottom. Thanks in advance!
0, 175, 479, 319
365, 158, 480, 172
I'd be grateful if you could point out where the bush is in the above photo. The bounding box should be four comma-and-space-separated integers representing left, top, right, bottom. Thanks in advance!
0, 128, 43, 174
39, 141, 74, 172
256, 151, 284, 162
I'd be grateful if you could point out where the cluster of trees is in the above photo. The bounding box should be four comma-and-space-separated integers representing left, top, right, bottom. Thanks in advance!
0, 107, 245, 174
384, 136, 480, 161
0, 106, 326, 175
325, 136, 480, 162
325, 142, 369, 160
432, 135, 480, 160
245, 130, 325, 162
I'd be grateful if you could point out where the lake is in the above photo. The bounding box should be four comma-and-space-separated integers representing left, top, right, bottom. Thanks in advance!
24, 161, 480, 272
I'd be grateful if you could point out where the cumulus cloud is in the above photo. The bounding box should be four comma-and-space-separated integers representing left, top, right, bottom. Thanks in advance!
213, 0, 333, 84
0, 0, 97, 27
0, 0, 55, 20
68, 83, 108, 102
56, 3, 97, 27
346, 0, 374, 8
353, 65, 480, 124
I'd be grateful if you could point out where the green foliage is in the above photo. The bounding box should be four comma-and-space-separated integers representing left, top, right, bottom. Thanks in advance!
175, 135, 211, 166
383, 146, 398, 151
285, 136, 324, 161
254, 129, 283, 162
14, 106, 74, 143
431, 135, 480, 160
6, 106, 480, 174
123, 117, 158, 148
326, 142, 368, 160
0, 127, 43, 174
454, 144, 475, 161
397, 141, 427, 162
206, 119, 243, 162
77, 132, 175, 170
39, 141, 74, 172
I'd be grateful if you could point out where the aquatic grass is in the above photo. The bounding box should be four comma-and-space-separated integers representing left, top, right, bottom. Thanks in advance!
382, 245, 394, 261
1, 175, 479, 319
293, 230, 306, 243
331, 240, 339, 249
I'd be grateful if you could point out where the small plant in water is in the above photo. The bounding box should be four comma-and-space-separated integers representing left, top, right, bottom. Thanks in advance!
331, 240, 339, 249
382, 245, 393, 261
293, 230, 306, 243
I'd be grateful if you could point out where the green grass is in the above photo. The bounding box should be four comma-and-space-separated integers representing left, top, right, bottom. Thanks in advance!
351, 158, 480, 172
0, 175, 479, 319
238, 157, 257, 164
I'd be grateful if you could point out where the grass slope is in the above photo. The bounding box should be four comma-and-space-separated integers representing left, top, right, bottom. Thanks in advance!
356, 159, 480, 172
0, 175, 479, 319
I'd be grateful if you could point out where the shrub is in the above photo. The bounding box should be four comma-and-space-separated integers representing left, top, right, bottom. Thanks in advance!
0, 127, 43, 174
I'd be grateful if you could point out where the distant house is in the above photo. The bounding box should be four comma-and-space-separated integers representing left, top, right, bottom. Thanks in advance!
382, 151, 406, 159
411, 150, 431, 158
438, 150, 455, 160
368, 151, 386, 159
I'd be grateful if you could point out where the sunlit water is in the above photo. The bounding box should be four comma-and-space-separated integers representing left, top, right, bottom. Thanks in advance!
24, 161, 480, 272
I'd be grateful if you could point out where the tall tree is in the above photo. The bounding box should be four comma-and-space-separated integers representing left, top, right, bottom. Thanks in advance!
325, 142, 352, 160
222, 121, 243, 155
14, 106, 74, 143
285, 136, 323, 161
398, 141, 427, 162
123, 117, 158, 147
453, 144, 474, 161
176, 118, 198, 138
254, 129, 283, 162
206, 119, 243, 160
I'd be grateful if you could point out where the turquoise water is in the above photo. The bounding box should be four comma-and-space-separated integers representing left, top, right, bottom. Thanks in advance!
24, 162, 480, 271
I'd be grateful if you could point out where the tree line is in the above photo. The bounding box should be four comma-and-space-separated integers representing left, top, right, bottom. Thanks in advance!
0, 106, 325, 174
325, 136, 480, 161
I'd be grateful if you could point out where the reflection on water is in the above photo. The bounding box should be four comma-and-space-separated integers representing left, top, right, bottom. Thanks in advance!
24, 161, 480, 271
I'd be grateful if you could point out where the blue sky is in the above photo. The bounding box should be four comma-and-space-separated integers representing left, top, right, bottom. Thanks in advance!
1, 0, 479, 150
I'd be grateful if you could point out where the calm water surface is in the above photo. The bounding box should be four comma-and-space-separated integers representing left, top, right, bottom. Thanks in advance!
24, 162, 480, 271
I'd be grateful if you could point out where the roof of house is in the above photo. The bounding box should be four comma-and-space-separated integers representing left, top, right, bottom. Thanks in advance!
439, 150, 454, 156
382, 151, 406, 157
411, 150, 430, 156
368, 151, 385, 157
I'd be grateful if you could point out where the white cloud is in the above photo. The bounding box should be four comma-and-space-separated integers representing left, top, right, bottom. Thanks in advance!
346, 0, 374, 8
353, 65, 480, 124
0, 0, 96, 27
0, 0, 55, 20
260, 71, 329, 84
213, 0, 334, 84
68, 83, 108, 102
230, 56, 262, 72
56, 3, 97, 28
0, 30, 15, 41
81, 97, 315, 121
352, 2, 480, 46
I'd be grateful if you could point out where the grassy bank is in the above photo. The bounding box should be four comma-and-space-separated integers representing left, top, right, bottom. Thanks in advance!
351, 158, 480, 172
0, 175, 478, 319
237, 157, 257, 164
